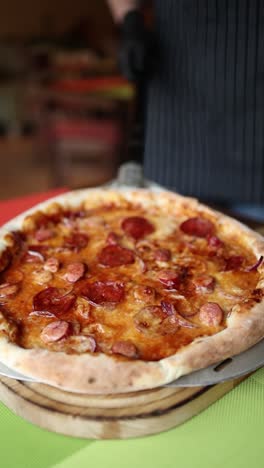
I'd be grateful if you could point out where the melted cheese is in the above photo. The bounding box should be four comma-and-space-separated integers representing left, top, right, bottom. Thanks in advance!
0, 201, 261, 361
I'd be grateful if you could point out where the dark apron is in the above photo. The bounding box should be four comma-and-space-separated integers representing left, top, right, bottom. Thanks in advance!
144, 0, 264, 203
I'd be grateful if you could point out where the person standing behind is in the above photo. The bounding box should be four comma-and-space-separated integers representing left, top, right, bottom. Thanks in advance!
107, 0, 264, 219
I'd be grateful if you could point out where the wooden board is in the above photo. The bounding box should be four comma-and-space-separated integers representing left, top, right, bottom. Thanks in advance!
0, 375, 248, 439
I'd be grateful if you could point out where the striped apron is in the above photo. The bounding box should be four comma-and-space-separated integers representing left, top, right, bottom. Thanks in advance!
143, 0, 264, 203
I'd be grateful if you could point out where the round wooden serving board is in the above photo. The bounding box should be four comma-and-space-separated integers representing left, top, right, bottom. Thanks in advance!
0, 374, 248, 439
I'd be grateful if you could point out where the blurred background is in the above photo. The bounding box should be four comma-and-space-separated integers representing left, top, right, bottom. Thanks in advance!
0, 0, 136, 200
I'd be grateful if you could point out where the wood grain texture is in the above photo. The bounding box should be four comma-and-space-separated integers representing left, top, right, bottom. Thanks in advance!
0, 375, 248, 439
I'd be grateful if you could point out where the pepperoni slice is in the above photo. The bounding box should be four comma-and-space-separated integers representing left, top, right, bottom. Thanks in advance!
154, 248, 171, 262
174, 313, 197, 328
158, 270, 181, 289
35, 228, 54, 242
225, 255, 244, 271
161, 301, 197, 328
199, 302, 223, 326
172, 297, 195, 317
158, 315, 179, 335
98, 245, 135, 267
80, 281, 125, 305
134, 305, 182, 336
121, 216, 154, 240
206, 235, 224, 249
64, 233, 89, 251
112, 341, 138, 359
66, 335, 96, 353
33, 287, 76, 315
112, 341, 138, 358
64, 262, 85, 283
40, 320, 69, 343
192, 275, 215, 293
180, 217, 215, 238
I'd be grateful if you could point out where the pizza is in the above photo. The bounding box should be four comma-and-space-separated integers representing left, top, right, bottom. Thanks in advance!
0, 188, 263, 394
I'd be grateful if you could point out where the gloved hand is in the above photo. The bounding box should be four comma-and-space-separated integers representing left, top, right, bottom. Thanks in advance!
118, 9, 155, 82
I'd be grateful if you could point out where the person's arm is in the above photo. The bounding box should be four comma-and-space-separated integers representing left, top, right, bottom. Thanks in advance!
107, 0, 140, 23
106, 0, 154, 82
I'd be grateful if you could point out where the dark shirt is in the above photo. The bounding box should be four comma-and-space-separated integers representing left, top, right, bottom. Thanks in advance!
144, 0, 264, 203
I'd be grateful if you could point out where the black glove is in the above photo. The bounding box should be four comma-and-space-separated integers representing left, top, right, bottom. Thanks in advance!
118, 10, 154, 82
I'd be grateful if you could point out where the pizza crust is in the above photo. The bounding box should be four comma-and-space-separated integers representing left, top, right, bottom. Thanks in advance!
0, 300, 263, 394
0, 188, 263, 394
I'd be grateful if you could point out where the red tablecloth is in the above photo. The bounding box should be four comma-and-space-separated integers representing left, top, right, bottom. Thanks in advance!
0, 188, 67, 226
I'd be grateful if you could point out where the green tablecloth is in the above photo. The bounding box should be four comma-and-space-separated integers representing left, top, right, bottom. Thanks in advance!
1, 368, 264, 468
